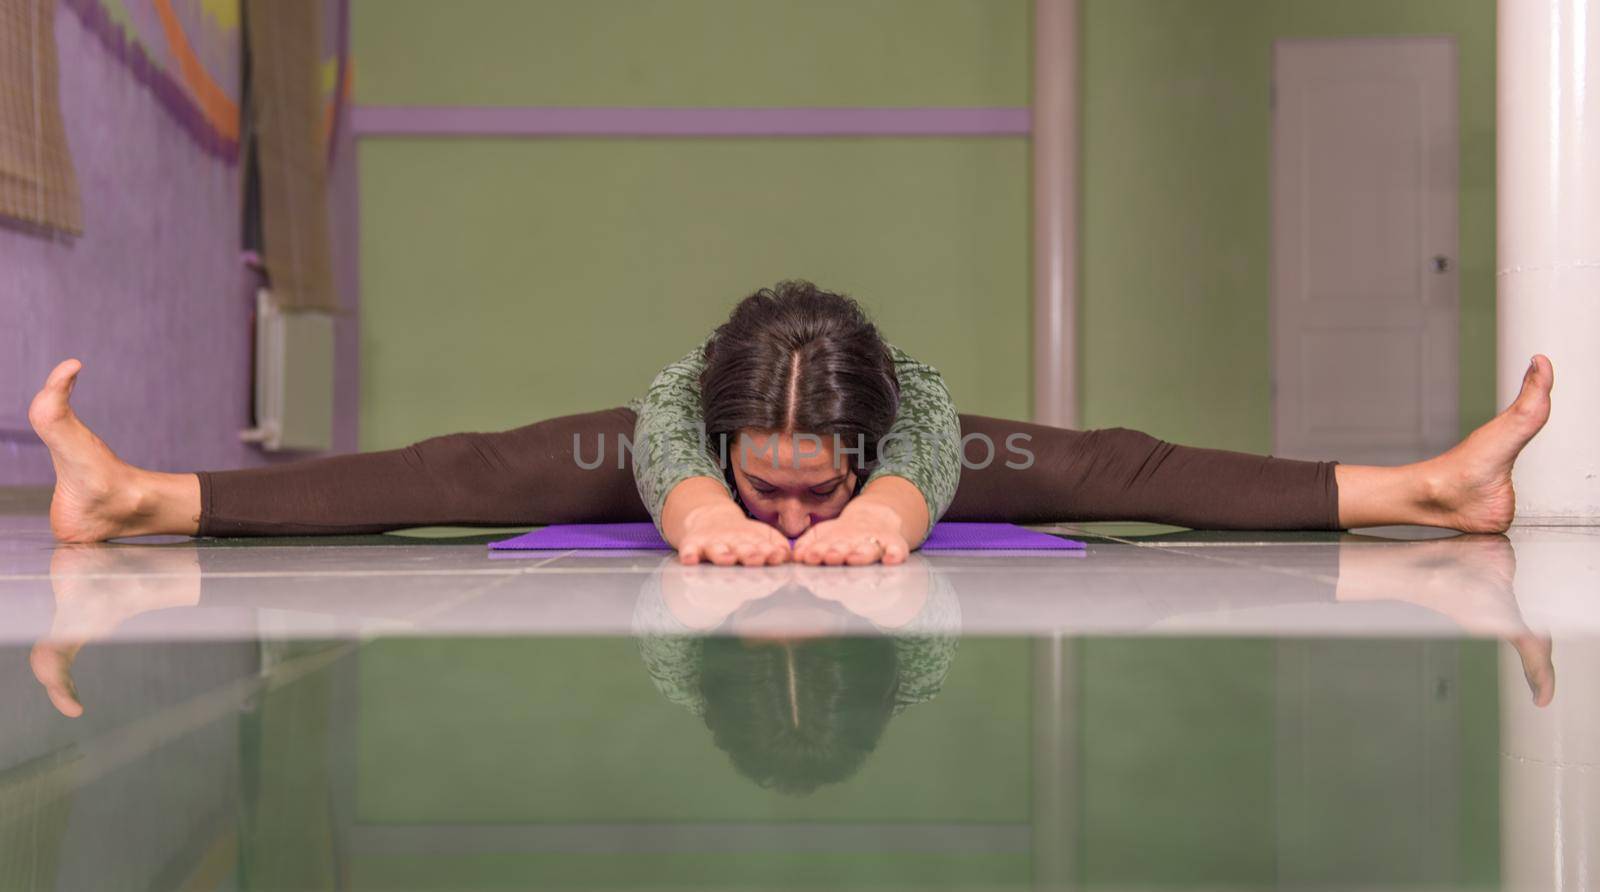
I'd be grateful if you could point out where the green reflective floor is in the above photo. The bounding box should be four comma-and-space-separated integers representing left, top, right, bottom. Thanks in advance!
2, 514, 1597, 890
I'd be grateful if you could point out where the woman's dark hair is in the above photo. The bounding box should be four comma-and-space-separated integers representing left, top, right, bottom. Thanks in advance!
698, 618, 899, 796
700, 281, 899, 478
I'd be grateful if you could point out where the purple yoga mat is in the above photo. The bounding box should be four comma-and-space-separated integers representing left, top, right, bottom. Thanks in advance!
488, 522, 1084, 552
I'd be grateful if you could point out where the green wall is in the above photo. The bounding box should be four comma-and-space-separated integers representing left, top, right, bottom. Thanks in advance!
351, 637, 1033, 890
1080, 639, 1277, 886
1081, 0, 1497, 451
358, 138, 1030, 447
237, 633, 1500, 889
352, 0, 1033, 449
352, 0, 1029, 108
1078, 637, 1499, 889
356, 638, 1032, 824
355, 0, 1497, 452
349, 854, 1029, 891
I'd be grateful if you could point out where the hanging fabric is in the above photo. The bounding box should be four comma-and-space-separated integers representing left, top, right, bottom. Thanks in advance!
0, 0, 82, 234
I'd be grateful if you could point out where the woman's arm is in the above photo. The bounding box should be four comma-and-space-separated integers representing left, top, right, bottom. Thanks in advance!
868, 346, 963, 534
632, 343, 726, 522
634, 344, 790, 566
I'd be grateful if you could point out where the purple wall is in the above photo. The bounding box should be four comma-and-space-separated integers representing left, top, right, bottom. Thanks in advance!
0, 6, 358, 486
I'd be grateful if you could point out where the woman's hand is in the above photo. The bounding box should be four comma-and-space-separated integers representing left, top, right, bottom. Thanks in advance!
795, 557, 931, 624
658, 560, 794, 625
678, 501, 792, 566
793, 499, 911, 566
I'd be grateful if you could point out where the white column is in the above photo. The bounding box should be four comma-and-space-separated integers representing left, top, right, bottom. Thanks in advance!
1499, 528, 1600, 891
1498, 0, 1600, 523
1032, 0, 1080, 428
1499, 640, 1600, 891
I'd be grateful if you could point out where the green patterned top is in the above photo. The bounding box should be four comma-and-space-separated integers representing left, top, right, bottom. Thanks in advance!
629, 339, 962, 535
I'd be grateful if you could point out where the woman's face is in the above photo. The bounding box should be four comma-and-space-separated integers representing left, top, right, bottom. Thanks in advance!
726, 584, 868, 642
729, 429, 856, 538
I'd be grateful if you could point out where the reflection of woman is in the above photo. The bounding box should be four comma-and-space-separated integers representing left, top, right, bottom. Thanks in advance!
30, 536, 1558, 721
633, 560, 959, 794
32, 281, 1554, 566
1331, 534, 1555, 706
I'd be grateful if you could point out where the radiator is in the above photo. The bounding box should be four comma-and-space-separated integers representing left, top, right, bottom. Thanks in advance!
241, 289, 334, 452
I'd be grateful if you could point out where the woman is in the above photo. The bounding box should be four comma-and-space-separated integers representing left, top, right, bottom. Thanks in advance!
636, 559, 958, 794
28, 281, 1555, 566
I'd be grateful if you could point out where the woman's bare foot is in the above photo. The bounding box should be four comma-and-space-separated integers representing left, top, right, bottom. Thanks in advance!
1335, 534, 1554, 706
31, 545, 205, 716
1510, 632, 1557, 708
27, 359, 197, 542
1421, 355, 1554, 533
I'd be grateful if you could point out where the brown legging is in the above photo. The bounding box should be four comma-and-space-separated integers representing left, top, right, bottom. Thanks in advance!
195, 410, 1342, 537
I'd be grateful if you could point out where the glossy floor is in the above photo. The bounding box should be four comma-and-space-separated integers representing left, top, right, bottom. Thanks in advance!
1, 511, 1597, 891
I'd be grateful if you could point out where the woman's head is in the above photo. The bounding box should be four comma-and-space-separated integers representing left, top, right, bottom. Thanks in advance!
700, 281, 899, 537
698, 589, 900, 795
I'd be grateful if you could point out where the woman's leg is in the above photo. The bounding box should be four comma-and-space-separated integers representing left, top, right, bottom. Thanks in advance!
197, 407, 645, 536
948, 356, 1554, 532
28, 359, 646, 541
946, 417, 1342, 529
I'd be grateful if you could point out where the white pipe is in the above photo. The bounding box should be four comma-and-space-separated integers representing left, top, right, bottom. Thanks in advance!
1498, 0, 1600, 523
1032, 0, 1080, 429
1031, 635, 1078, 887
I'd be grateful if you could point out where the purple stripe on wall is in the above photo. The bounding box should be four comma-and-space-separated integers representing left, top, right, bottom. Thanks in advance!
350, 106, 1032, 138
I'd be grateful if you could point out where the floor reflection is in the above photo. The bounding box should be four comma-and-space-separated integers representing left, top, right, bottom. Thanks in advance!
637, 561, 959, 794
2, 530, 1595, 890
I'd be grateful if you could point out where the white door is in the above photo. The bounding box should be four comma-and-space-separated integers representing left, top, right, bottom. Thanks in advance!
1272, 37, 1459, 466
1274, 640, 1462, 885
